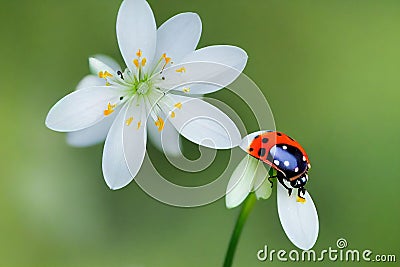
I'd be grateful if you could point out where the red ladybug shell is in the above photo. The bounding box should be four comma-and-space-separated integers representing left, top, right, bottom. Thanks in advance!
247, 131, 310, 180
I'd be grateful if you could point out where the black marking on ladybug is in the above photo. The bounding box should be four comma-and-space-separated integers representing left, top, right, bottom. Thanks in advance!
258, 148, 266, 157
249, 147, 254, 152
287, 135, 294, 141
266, 152, 273, 162
276, 132, 282, 136
254, 135, 260, 139
262, 138, 269, 143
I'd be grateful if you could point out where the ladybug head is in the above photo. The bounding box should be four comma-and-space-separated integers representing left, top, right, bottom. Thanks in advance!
290, 173, 308, 188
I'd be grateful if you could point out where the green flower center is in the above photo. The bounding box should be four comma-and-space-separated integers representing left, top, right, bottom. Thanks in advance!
135, 79, 153, 95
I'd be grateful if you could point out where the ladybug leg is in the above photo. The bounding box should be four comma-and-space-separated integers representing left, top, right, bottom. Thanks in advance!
301, 187, 306, 195
268, 175, 277, 188
268, 168, 277, 188
277, 177, 293, 196
296, 187, 306, 203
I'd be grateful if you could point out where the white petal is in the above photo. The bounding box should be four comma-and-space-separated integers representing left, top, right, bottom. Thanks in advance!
116, 0, 156, 71
159, 45, 248, 95
89, 54, 121, 74
76, 75, 105, 90
45, 86, 125, 132
183, 45, 247, 73
89, 57, 117, 77
102, 105, 132, 190
66, 74, 120, 146
160, 94, 241, 149
102, 98, 147, 190
147, 113, 182, 156
277, 183, 319, 250
252, 164, 272, 200
66, 107, 119, 147
239, 130, 272, 152
225, 155, 258, 209
155, 13, 201, 64
122, 98, 147, 182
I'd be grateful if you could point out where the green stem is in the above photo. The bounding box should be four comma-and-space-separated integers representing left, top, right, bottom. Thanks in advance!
223, 193, 257, 267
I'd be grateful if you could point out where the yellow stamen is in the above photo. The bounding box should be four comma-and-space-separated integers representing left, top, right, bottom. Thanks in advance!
175, 67, 186, 73
136, 49, 142, 57
160, 53, 172, 70
141, 58, 147, 66
126, 117, 133, 126
106, 82, 111, 86
133, 59, 139, 68
183, 87, 190, 93
104, 103, 116, 116
98, 71, 113, 79
174, 102, 182, 109
170, 111, 176, 118
155, 117, 165, 131
137, 121, 141, 130
296, 196, 306, 203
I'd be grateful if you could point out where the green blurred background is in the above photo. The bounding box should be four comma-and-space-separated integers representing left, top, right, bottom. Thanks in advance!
1, 0, 399, 266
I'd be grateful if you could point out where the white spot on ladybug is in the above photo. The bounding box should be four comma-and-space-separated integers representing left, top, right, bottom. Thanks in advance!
274, 160, 280, 166
282, 145, 287, 150
294, 167, 299, 172
303, 156, 306, 161
284, 161, 290, 167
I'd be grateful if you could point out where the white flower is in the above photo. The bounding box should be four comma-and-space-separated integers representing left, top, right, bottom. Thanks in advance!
66, 54, 183, 157
225, 131, 319, 250
46, 0, 247, 190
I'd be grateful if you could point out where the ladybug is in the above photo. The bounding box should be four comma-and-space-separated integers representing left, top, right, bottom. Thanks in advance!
246, 131, 311, 201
